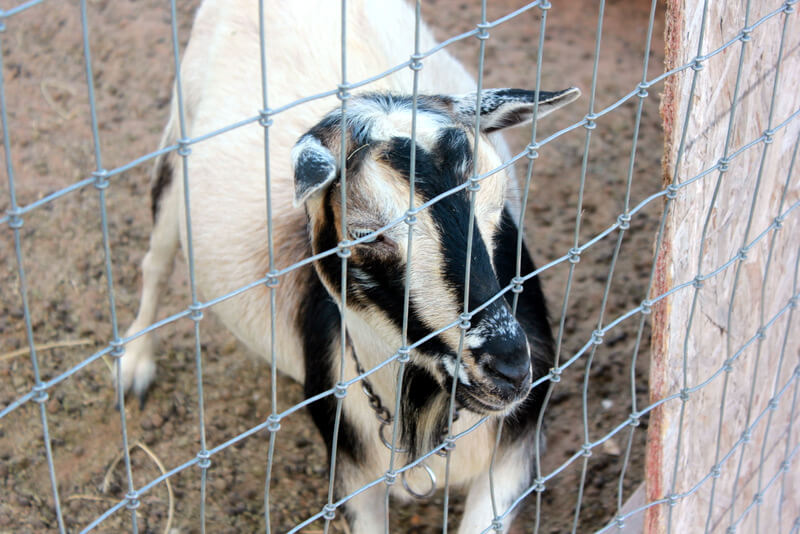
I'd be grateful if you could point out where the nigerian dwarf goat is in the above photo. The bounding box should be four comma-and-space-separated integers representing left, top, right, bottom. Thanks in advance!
121, 0, 579, 532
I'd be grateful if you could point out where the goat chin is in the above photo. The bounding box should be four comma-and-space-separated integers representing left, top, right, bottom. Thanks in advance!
120, 1, 576, 532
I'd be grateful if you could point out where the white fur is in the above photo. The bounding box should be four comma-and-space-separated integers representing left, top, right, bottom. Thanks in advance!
120, 1, 553, 532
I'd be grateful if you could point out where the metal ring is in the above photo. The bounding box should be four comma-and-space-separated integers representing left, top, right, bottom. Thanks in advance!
379, 420, 408, 453
401, 462, 437, 500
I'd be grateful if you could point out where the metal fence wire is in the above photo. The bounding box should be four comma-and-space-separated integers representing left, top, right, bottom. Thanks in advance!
1, 0, 799, 533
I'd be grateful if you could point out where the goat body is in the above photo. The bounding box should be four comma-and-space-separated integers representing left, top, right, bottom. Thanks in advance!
122, 1, 579, 532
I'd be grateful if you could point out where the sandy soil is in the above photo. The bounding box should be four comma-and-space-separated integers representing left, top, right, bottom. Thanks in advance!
0, 0, 664, 532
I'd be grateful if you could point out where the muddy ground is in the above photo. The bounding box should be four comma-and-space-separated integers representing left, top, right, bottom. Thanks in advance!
0, 0, 665, 532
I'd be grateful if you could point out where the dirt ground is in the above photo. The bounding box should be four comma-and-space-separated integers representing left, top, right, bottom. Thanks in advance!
0, 0, 665, 532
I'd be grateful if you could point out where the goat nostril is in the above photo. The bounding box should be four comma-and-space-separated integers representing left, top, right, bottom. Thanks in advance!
491, 358, 531, 390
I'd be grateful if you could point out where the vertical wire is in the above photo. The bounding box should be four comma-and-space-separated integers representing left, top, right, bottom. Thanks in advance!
442, 2, 488, 531
168, 2, 210, 532
613, 0, 658, 516
776, 249, 800, 534
322, 2, 349, 532
612, 0, 709, 527
256, 1, 280, 532
494, 3, 551, 532
755, 129, 800, 534
79, 1, 138, 530
693, 2, 754, 531
0, 21, 66, 534
383, 2, 422, 531
568, 2, 607, 532
725, 3, 789, 526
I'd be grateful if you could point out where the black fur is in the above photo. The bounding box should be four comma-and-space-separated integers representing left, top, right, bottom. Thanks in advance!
297, 264, 366, 465
150, 157, 173, 221
491, 207, 554, 444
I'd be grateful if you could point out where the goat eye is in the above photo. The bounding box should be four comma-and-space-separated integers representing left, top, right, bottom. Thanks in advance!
350, 227, 378, 243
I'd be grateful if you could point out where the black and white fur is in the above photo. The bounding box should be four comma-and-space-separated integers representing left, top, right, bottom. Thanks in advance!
121, 1, 580, 532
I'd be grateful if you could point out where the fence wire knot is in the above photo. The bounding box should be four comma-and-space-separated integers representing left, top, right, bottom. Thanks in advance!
459, 313, 471, 331
526, 142, 539, 160
667, 493, 679, 507
337, 84, 351, 101
533, 478, 546, 493
333, 382, 348, 399
785, 1, 796, 14
568, 247, 581, 264
409, 53, 424, 71
615, 516, 625, 529
628, 412, 640, 427
711, 465, 722, 479
774, 213, 785, 229
405, 211, 418, 226
258, 108, 273, 128
491, 518, 504, 532
780, 460, 791, 473
763, 128, 775, 144
397, 346, 411, 364
265, 271, 280, 288
741, 430, 751, 443
511, 276, 525, 294
581, 443, 592, 457
189, 303, 204, 322
337, 242, 352, 259
92, 169, 110, 190
267, 414, 281, 433
385, 469, 397, 485
323, 503, 336, 521
584, 113, 597, 130
196, 450, 211, 469
177, 138, 192, 157
539, 0, 552, 10
636, 82, 649, 99
740, 26, 752, 42
32, 384, 49, 404
738, 247, 749, 261
476, 22, 490, 40
692, 275, 703, 289
665, 184, 679, 200
723, 359, 734, 373
468, 177, 481, 192
617, 213, 631, 230
640, 299, 653, 315
549, 366, 562, 383
790, 295, 799, 309
110, 339, 125, 358
125, 491, 141, 510
7, 208, 23, 229
591, 329, 604, 346
726, 527, 736, 534
679, 389, 689, 402
691, 56, 705, 71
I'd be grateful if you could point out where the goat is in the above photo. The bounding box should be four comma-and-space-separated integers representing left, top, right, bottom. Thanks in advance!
120, 1, 579, 532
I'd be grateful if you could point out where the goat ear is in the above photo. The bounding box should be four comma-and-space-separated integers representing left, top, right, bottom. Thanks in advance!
453, 87, 580, 133
292, 134, 338, 207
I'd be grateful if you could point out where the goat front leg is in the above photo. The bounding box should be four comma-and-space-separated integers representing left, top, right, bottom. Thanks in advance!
119, 171, 180, 405
334, 465, 387, 534
458, 432, 535, 534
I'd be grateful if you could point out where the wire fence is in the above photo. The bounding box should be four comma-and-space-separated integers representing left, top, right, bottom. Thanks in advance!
1, 0, 798, 533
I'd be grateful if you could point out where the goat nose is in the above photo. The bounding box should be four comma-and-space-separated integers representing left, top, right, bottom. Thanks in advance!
480, 331, 531, 394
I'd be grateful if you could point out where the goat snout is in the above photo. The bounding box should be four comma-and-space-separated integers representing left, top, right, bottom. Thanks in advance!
482, 335, 531, 397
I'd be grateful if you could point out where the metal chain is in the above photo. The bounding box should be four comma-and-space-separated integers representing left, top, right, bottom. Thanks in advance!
346, 334, 460, 499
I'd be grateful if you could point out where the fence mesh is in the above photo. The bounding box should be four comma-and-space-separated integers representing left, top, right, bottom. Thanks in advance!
0, 0, 798, 533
